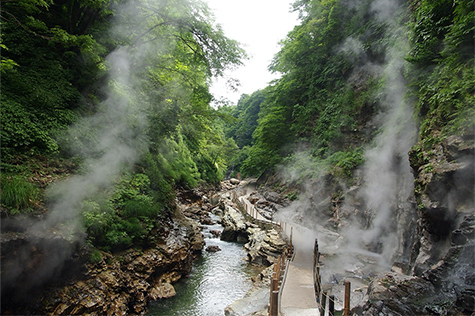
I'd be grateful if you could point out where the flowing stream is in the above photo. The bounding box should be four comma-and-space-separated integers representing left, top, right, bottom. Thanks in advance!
147, 215, 258, 316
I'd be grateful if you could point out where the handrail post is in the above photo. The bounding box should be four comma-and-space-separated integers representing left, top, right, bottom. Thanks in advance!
269, 272, 277, 316
313, 238, 321, 302
329, 295, 335, 316
289, 227, 293, 254
344, 281, 351, 316
321, 291, 327, 316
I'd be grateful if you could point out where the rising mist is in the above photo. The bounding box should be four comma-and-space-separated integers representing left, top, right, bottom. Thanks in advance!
275, 0, 417, 275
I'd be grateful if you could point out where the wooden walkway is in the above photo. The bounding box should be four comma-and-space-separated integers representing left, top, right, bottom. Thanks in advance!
280, 249, 320, 315
232, 183, 322, 316
279, 225, 321, 316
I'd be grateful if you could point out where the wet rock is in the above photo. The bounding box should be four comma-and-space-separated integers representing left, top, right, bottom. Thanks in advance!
220, 204, 248, 242
149, 282, 176, 300
200, 217, 215, 225
209, 230, 221, 238
245, 228, 286, 265
206, 245, 221, 252
180, 217, 205, 254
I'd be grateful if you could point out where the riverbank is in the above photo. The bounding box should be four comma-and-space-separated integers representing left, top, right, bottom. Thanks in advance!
1, 178, 289, 315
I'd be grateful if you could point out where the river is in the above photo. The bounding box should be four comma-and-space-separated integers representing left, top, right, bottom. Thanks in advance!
147, 215, 259, 316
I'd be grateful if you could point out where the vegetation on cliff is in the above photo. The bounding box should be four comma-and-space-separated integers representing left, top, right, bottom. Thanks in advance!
1, 0, 473, 314
1, 0, 244, 253
222, 0, 474, 181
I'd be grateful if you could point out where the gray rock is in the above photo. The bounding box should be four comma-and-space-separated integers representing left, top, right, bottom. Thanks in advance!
220, 205, 249, 242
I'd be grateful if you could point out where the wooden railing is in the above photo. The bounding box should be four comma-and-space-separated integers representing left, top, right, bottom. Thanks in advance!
230, 189, 294, 316
313, 238, 351, 316
268, 233, 293, 316
234, 190, 354, 316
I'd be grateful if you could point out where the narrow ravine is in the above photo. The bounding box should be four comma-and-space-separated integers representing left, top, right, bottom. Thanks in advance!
147, 214, 258, 316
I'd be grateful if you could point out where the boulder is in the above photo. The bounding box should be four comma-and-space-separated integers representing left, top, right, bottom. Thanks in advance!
245, 228, 286, 265
205, 245, 221, 252
353, 272, 436, 316
230, 178, 241, 185
200, 217, 215, 225
209, 230, 221, 238
149, 283, 176, 300
220, 205, 249, 242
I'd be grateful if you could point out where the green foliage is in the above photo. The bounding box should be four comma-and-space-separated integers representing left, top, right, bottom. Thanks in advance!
276, 146, 364, 188
229, 0, 390, 176
227, 145, 250, 178
223, 90, 266, 148
82, 172, 163, 252
407, 0, 475, 141
0, 174, 39, 215
1, 0, 246, 256
1, 21, 80, 159
241, 145, 281, 177
226, 0, 472, 184
89, 249, 103, 264
326, 148, 365, 178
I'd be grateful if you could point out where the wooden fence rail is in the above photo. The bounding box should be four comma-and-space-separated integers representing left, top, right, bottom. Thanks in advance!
230, 189, 294, 316
268, 238, 294, 316
313, 237, 351, 316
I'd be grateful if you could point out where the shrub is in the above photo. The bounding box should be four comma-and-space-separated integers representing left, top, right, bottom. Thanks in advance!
122, 195, 161, 218
0, 174, 39, 214
89, 249, 103, 264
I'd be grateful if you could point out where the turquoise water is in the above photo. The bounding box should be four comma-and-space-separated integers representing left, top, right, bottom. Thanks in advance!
147, 217, 257, 316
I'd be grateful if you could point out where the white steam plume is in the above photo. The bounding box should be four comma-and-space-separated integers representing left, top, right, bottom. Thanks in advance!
276, 0, 417, 273
31, 1, 176, 236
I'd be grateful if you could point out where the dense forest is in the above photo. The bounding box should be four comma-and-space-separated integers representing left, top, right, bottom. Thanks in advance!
222, 0, 474, 180
1, 0, 474, 314
1, 0, 245, 252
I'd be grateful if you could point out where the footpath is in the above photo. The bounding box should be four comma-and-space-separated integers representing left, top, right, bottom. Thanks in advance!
280, 228, 321, 316
233, 180, 321, 315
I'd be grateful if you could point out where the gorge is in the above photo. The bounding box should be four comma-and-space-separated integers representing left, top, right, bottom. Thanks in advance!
1, 0, 474, 315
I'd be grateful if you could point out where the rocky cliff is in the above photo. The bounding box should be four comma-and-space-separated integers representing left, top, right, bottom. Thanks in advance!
341, 133, 475, 315
252, 131, 474, 314
43, 216, 204, 315
1, 212, 204, 315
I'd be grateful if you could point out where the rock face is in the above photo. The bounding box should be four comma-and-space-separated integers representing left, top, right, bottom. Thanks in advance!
352, 134, 475, 315
42, 218, 202, 315
244, 228, 287, 265
353, 272, 437, 316
406, 135, 475, 313
220, 204, 249, 243
1, 231, 85, 315
409, 135, 474, 264
217, 192, 287, 266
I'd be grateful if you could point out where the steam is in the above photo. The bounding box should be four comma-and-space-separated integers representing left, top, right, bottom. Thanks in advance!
276, 0, 416, 274
347, 47, 417, 265
348, 0, 417, 267
18, 1, 198, 290
33, 43, 148, 237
